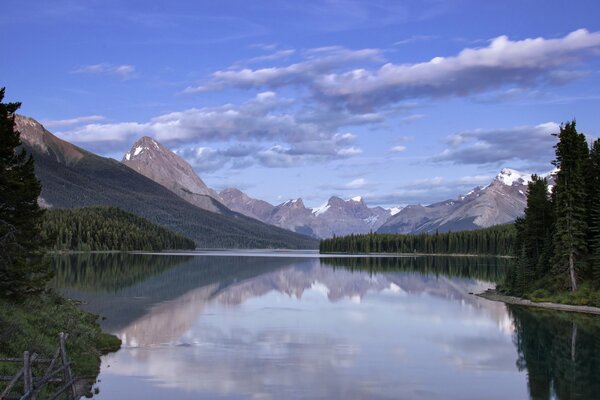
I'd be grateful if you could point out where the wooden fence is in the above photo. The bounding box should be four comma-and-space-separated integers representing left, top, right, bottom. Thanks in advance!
0, 332, 78, 400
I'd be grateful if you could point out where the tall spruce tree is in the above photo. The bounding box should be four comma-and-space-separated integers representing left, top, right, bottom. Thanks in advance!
514, 176, 554, 291
588, 139, 600, 285
526, 176, 554, 279
552, 121, 589, 291
0, 88, 48, 299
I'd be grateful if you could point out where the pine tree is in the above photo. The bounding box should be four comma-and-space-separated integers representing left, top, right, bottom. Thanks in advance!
0, 88, 48, 299
552, 121, 589, 291
522, 176, 554, 280
588, 139, 600, 285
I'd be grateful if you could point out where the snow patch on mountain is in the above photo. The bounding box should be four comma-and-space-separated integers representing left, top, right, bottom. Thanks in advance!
496, 168, 531, 186
363, 215, 380, 227
312, 202, 331, 216
389, 207, 402, 216
133, 146, 144, 156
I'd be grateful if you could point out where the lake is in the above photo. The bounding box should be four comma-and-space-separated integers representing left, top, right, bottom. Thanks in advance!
52, 252, 600, 400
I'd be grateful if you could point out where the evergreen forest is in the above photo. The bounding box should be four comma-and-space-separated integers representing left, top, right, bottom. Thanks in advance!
319, 224, 516, 256
502, 121, 600, 302
42, 206, 196, 252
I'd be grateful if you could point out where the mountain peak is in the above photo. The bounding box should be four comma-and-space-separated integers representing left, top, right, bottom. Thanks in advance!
220, 187, 243, 196
122, 136, 226, 213
495, 168, 531, 186
351, 196, 363, 203
123, 136, 162, 161
281, 198, 305, 208
15, 115, 85, 165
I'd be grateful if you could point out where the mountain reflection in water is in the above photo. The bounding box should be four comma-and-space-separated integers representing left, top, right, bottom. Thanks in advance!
53, 253, 600, 400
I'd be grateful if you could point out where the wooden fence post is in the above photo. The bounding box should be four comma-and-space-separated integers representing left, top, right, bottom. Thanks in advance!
23, 351, 32, 395
59, 333, 76, 400
1, 333, 77, 400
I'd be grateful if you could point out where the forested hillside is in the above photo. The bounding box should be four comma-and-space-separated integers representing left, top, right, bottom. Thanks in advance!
42, 206, 196, 251
502, 121, 600, 304
319, 224, 516, 256
16, 115, 318, 249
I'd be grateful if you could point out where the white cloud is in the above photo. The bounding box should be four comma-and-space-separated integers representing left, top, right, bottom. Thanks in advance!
390, 145, 406, 153
73, 63, 136, 79
183, 46, 383, 94
434, 122, 559, 165
345, 178, 368, 189
56, 92, 363, 169
191, 29, 600, 112
394, 35, 437, 46
315, 29, 600, 111
41, 115, 105, 128
458, 175, 494, 185
243, 49, 296, 64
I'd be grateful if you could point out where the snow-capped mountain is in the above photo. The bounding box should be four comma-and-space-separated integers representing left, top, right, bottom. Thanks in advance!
378, 168, 536, 234
14, 116, 317, 249
122, 137, 229, 214
307, 196, 391, 237
115, 135, 541, 237
219, 191, 394, 238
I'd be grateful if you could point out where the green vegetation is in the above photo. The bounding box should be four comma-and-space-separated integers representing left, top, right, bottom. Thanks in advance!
501, 121, 600, 305
0, 89, 120, 395
319, 224, 516, 256
0, 292, 121, 377
28, 134, 318, 249
42, 206, 196, 251
0, 88, 49, 299
0, 292, 121, 388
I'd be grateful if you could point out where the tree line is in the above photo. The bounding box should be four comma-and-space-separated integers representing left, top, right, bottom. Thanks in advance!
502, 121, 600, 296
42, 206, 196, 252
319, 224, 516, 256
0, 89, 195, 300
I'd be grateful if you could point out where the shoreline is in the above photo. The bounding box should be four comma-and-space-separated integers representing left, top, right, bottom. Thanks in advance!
477, 289, 600, 315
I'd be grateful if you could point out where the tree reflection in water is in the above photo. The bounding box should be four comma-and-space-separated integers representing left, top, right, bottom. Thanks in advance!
510, 306, 600, 400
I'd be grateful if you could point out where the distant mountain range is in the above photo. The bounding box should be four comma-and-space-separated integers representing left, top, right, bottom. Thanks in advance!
220, 193, 392, 238
15, 115, 318, 249
117, 134, 398, 238
16, 114, 545, 243
378, 168, 546, 234
112, 133, 541, 238
217, 167, 550, 237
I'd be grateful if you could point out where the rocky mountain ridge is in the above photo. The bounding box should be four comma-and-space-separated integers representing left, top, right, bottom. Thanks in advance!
122, 136, 228, 214
378, 168, 544, 234
14, 115, 318, 249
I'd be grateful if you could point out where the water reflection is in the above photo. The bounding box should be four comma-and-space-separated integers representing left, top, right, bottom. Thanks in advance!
52, 254, 600, 400
510, 307, 600, 400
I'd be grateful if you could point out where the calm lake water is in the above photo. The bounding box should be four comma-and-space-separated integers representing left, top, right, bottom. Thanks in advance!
52, 252, 600, 400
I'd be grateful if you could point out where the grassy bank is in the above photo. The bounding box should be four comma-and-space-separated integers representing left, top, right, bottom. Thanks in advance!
523, 283, 600, 308
479, 288, 600, 314
0, 291, 121, 396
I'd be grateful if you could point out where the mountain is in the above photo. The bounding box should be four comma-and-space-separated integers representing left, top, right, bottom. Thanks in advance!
378, 168, 534, 234
15, 115, 318, 249
219, 190, 393, 238
219, 188, 275, 221
118, 137, 394, 239
122, 136, 228, 214
269, 198, 316, 236
306, 196, 391, 237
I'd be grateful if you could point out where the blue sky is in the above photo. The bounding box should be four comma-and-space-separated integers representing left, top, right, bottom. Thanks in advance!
3, 0, 600, 208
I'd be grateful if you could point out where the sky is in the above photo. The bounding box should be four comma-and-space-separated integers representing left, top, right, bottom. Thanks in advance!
2, 0, 600, 209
